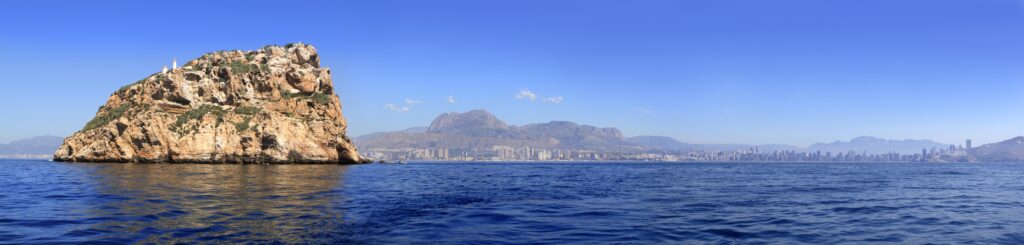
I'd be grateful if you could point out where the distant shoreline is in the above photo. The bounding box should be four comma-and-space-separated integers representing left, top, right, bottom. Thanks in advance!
8, 158, 1019, 164
0, 154, 51, 160
385, 160, 1014, 164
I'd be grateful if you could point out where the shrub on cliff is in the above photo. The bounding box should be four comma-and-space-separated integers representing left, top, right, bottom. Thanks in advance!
82, 104, 131, 131
233, 106, 261, 115
281, 91, 332, 105
227, 61, 258, 74
172, 105, 226, 134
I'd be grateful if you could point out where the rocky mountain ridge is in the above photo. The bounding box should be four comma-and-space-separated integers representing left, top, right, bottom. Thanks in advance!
54, 43, 363, 164
356, 110, 632, 151
359, 111, 961, 156
970, 136, 1024, 162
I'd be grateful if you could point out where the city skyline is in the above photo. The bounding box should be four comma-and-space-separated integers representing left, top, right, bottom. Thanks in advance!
353, 108, 986, 162
360, 144, 973, 163
2, 1, 1024, 146
354, 108, 982, 147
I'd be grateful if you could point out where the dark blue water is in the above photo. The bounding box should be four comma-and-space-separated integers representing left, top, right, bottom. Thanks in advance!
2, 160, 1024, 244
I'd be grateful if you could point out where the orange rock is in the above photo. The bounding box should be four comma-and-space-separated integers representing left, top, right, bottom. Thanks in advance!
54, 43, 364, 164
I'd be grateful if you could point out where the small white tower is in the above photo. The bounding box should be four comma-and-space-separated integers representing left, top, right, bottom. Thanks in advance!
172, 58, 177, 70
162, 65, 168, 74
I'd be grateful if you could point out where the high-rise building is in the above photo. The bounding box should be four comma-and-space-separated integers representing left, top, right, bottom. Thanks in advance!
437, 148, 449, 160
965, 139, 972, 155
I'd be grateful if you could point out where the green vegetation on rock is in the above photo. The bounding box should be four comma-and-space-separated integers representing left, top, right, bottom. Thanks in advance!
281, 90, 332, 105
172, 105, 226, 134
117, 79, 145, 93
82, 104, 131, 131
280, 90, 300, 100
233, 106, 262, 115
227, 61, 258, 74
234, 116, 253, 132
310, 92, 331, 105
116, 73, 161, 93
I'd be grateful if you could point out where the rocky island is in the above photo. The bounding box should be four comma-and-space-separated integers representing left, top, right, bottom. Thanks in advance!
54, 43, 364, 164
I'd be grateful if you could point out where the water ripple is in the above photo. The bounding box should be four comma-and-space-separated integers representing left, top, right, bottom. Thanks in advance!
1, 160, 1024, 244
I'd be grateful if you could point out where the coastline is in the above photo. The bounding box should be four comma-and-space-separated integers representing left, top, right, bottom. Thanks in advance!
0, 154, 51, 160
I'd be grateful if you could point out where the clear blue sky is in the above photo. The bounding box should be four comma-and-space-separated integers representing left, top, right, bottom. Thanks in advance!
1, 0, 1023, 146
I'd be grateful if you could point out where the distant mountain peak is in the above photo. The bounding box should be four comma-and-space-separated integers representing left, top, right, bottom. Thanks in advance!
427, 109, 511, 136
359, 110, 633, 150
539, 121, 579, 127
850, 136, 883, 142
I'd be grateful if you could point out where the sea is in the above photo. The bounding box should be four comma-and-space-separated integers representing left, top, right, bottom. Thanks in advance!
1, 159, 1023, 244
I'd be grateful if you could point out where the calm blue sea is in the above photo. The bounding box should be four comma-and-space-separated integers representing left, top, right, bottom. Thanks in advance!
1, 159, 1023, 244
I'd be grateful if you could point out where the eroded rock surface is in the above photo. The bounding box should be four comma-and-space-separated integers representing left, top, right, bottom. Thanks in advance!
54, 43, 363, 164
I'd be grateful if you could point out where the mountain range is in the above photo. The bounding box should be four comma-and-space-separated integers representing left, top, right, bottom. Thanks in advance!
0, 136, 64, 155
354, 109, 960, 155
623, 136, 802, 153
806, 136, 948, 155
356, 110, 634, 151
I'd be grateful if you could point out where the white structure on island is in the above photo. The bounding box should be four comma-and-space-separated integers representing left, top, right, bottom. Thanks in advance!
160, 58, 177, 74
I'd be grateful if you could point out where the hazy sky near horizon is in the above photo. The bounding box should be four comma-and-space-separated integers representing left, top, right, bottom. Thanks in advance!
1, 0, 1023, 146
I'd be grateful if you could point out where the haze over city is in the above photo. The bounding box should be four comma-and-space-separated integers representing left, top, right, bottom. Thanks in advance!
2, 0, 1023, 146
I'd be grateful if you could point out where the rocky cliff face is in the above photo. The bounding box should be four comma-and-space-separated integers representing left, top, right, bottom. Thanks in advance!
54, 43, 363, 164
